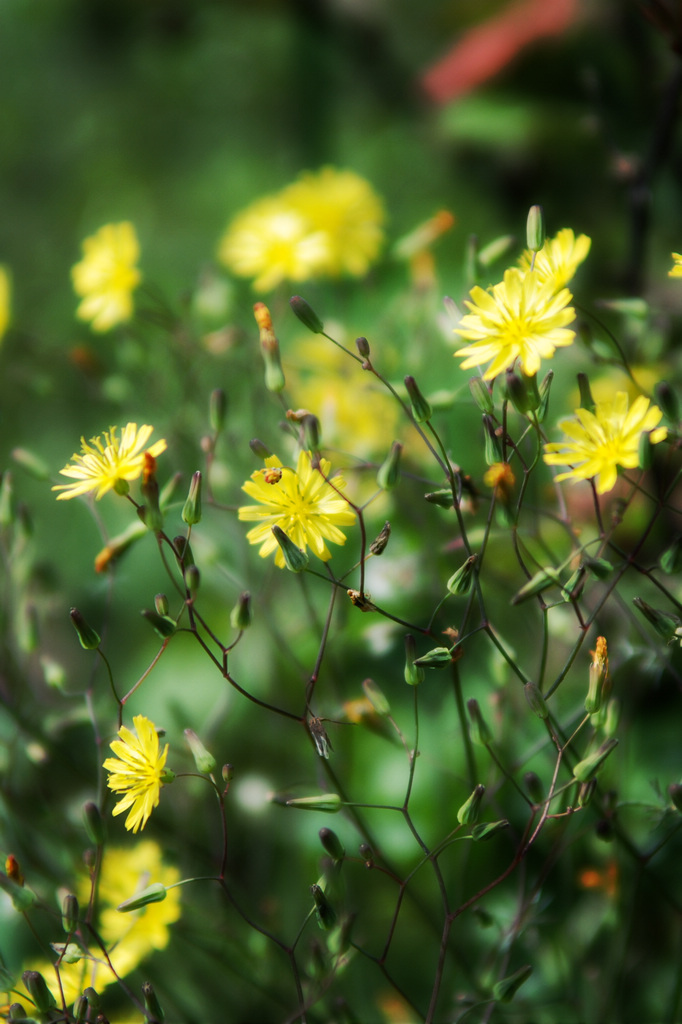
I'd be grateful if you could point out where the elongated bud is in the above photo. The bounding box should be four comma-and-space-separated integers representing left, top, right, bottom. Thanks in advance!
174, 536, 195, 567
69, 608, 100, 650
283, 793, 342, 812
524, 771, 543, 803
0, 472, 12, 527
249, 438, 271, 459
182, 471, 202, 525
369, 521, 391, 556
457, 783, 485, 825
447, 554, 477, 595
404, 375, 432, 423
536, 369, 553, 422
62, 893, 79, 934
424, 488, 453, 508
413, 646, 453, 668
83, 988, 101, 1013
140, 459, 163, 532
184, 564, 200, 594
117, 883, 168, 912
504, 368, 539, 414
633, 597, 680, 641
661, 536, 682, 575
477, 234, 515, 268
355, 336, 370, 359
254, 302, 285, 392
471, 819, 509, 841
577, 778, 597, 807
511, 567, 561, 605
289, 295, 324, 334
21, 972, 56, 1014
573, 738, 619, 783
482, 415, 503, 465
230, 591, 252, 630
524, 682, 549, 719
272, 525, 309, 572
362, 678, 391, 717
404, 634, 424, 686
526, 205, 545, 253
494, 963, 532, 1004
142, 981, 165, 1023
377, 441, 403, 490
8, 1003, 29, 1022
583, 556, 613, 580
577, 372, 595, 412
586, 636, 608, 714
319, 827, 345, 863
469, 376, 493, 414
209, 388, 227, 433
141, 609, 177, 639
155, 593, 169, 616
655, 380, 678, 423
82, 801, 106, 845
311, 883, 337, 930
184, 729, 216, 774
467, 698, 492, 746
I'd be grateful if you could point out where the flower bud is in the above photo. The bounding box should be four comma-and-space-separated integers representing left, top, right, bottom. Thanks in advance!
209, 388, 227, 433
404, 375, 432, 423
302, 416, 322, 466
577, 372, 595, 412
447, 554, 477, 596
69, 608, 100, 650
524, 682, 549, 720
369, 521, 391, 556
82, 988, 101, 1012
661, 535, 682, 575
586, 636, 608, 715
573, 738, 619, 783
155, 593, 169, 616
62, 893, 79, 934
283, 793, 342, 812
583, 556, 613, 580
8, 1003, 30, 1022
355, 336, 370, 359
222, 763, 234, 783
0, 471, 13, 527
140, 463, 163, 532
21, 972, 56, 1014
141, 609, 177, 639
272, 525, 309, 572
577, 778, 597, 807
184, 729, 216, 774
655, 380, 678, 423
289, 295, 324, 334
404, 634, 424, 686
183, 564, 200, 594
471, 819, 509, 841
477, 234, 515, 268
359, 843, 374, 866
536, 369, 554, 422
601, 697, 620, 738
362, 678, 391, 718
424, 488, 454, 508
0, 872, 34, 911
511, 567, 561, 605
175, 533, 195, 568
467, 698, 492, 746
117, 883, 168, 912
493, 963, 532, 1004
469, 376, 493, 414
311, 883, 337, 930
142, 981, 165, 1023
377, 441, 403, 490
524, 771, 543, 803
5, 855, 23, 886
181, 471, 202, 525
482, 415, 503, 465
249, 438, 271, 459
50, 942, 82, 965
413, 646, 453, 668
526, 204, 545, 252
457, 783, 485, 825
319, 827, 345, 863
230, 591, 252, 630
504, 368, 539, 413
632, 597, 680, 641
254, 302, 285, 392
82, 801, 106, 845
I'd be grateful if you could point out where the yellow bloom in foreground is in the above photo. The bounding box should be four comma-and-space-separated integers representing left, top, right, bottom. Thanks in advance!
543, 392, 667, 494
72, 221, 141, 331
0, 265, 10, 344
454, 267, 576, 380
669, 253, 682, 278
519, 228, 591, 291
21, 841, 180, 1006
53, 423, 167, 501
103, 715, 171, 833
239, 451, 356, 568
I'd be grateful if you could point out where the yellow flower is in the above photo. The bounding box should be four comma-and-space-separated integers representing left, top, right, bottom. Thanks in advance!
454, 267, 576, 380
20, 841, 180, 1006
217, 167, 384, 291
238, 450, 356, 568
0, 265, 10, 344
519, 228, 591, 291
72, 222, 141, 331
103, 715, 171, 833
543, 392, 667, 494
53, 423, 167, 501
669, 252, 682, 278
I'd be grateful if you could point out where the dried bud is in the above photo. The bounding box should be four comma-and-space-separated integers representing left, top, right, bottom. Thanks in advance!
369, 521, 391, 556
289, 295, 324, 334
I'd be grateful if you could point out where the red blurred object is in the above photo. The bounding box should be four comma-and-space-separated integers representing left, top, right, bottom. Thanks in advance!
421, 0, 582, 103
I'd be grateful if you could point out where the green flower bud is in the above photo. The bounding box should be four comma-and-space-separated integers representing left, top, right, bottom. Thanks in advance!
155, 593, 169, 616
141, 609, 177, 639
311, 883, 337, 931
467, 698, 492, 746
601, 697, 620, 738
69, 608, 100, 651
536, 369, 554, 422
82, 988, 101, 1012
72, 995, 89, 1023
577, 778, 597, 807
493, 963, 532, 1004
184, 729, 216, 774
302, 415, 321, 466
49, 942, 82, 965
655, 380, 678, 423
577, 372, 595, 412
524, 772, 543, 804
319, 827, 345, 863
182, 471, 202, 525
482, 415, 503, 465
140, 471, 164, 532
404, 375, 432, 423
62, 893, 79, 934
359, 843, 373, 866
404, 634, 424, 686
254, 302, 286, 392
209, 388, 228, 433
184, 564, 200, 594
524, 682, 549, 719
504, 368, 539, 414
369, 521, 391, 556
447, 554, 477, 596
283, 793, 342, 812
117, 882, 168, 912
632, 597, 680, 641
477, 234, 515, 268
272, 525, 309, 572
457, 783, 485, 825
573, 738, 619, 783
582, 556, 613, 580
8, 1003, 30, 1022
511, 567, 561, 605
561, 567, 584, 602
230, 591, 252, 631
289, 295, 324, 334
362, 678, 391, 717
661, 536, 682, 575
142, 981, 165, 1024
222, 763, 234, 783
355, 336, 370, 359
471, 819, 509, 841
526, 204, 545, 252
249, 438, 271, 459
82, 801, 106, 846
377, 441, 403, 490
21, 972, 56, 1014
0, 873, 35, 912
469, 376, 493, 414
413, 646, 453, 668
424, 488, 454, 508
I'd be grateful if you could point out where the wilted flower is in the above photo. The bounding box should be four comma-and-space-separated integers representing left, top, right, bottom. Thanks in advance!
71, 222, 141, 331
53, 423, 167, 501
103, 715, 172, 833
238, 451, 355, 568
543, 392, 667, 494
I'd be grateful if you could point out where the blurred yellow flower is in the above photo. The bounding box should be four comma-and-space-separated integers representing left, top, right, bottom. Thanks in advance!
0, 265, 10, 344
103, 714, 171, 833
21, 841, 180, 1007
72, 222, 141, 331
669, 252, 682, 278
239, 450, 356, 568
217, 167, 384, 291
519, 228, 591, 291
543, 392, 667, 494
53, 423, 166, 501
454, 267, 575, 380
